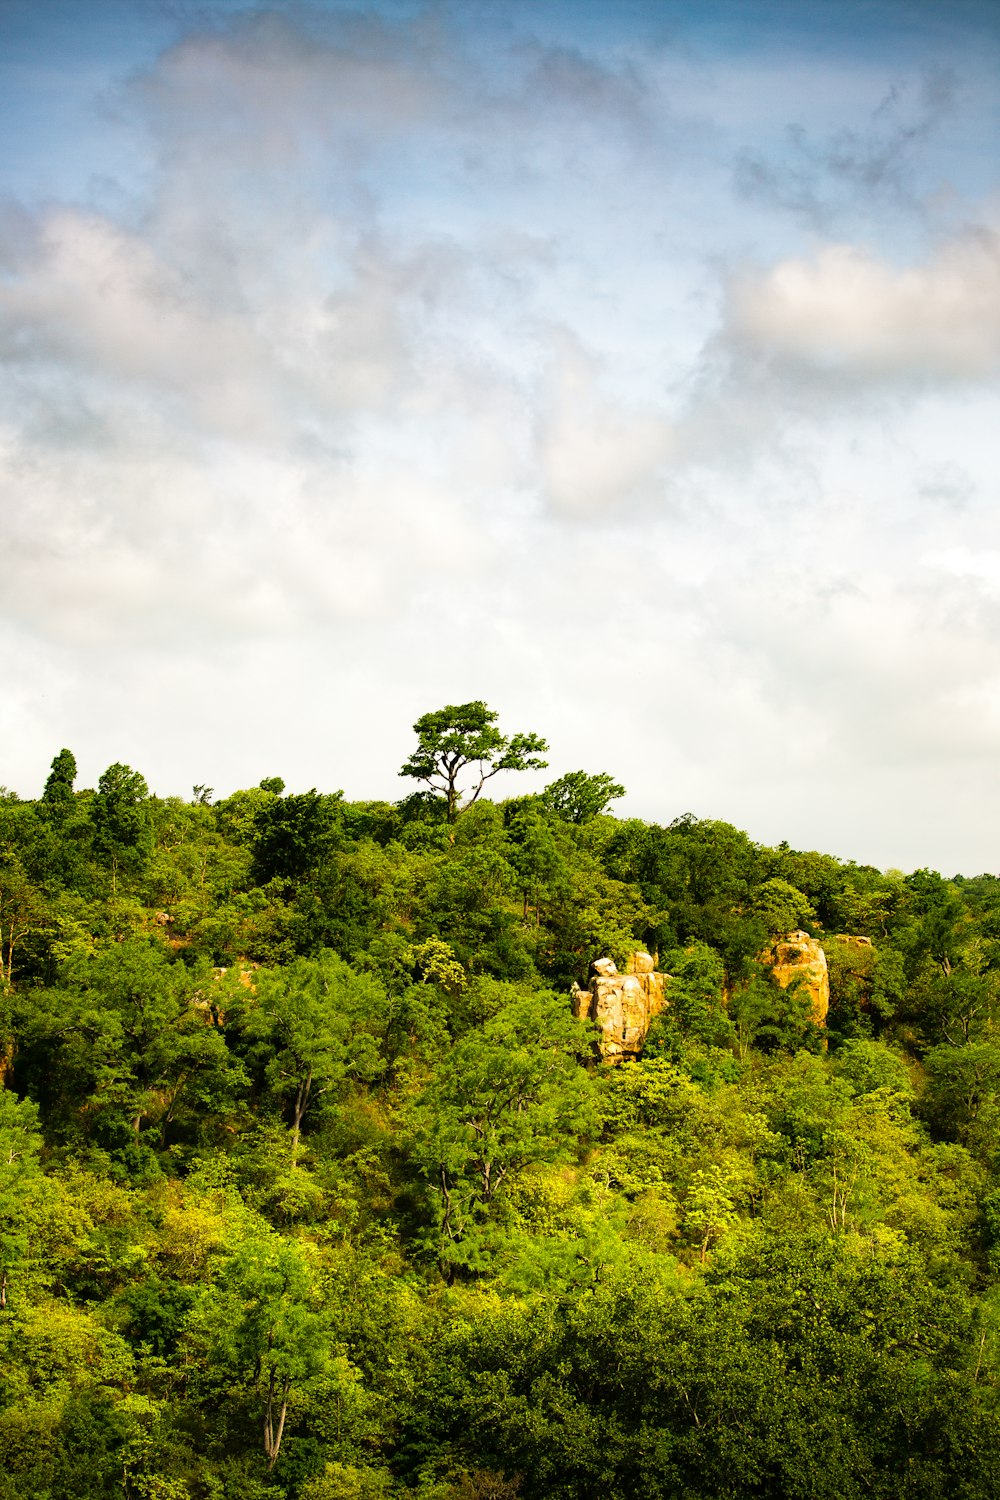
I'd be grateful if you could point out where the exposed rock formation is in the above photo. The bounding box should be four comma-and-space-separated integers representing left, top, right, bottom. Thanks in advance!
760, 930, 829, 1026
572, 951, 669, 1063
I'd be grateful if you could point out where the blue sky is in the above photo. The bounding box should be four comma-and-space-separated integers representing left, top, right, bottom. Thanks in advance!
1, 0, 999, 871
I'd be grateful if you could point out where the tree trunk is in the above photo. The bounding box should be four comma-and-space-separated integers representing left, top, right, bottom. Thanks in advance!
290, 1070, 312, 1166
263, 1370, 292, 1468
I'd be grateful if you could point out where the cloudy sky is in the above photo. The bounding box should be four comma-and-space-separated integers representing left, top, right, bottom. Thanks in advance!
2, 0, 999, 873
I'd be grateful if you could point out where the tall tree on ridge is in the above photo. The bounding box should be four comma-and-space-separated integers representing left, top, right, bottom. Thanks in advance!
400, 701, 549, 823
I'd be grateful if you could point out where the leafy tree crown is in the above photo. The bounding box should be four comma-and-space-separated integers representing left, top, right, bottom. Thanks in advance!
399, 701, 548, 822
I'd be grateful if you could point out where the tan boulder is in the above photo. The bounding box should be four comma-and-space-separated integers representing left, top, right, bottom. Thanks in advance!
570, 982, 592, 1021
573, 952, 669, 1063
761, 929, 829, 1026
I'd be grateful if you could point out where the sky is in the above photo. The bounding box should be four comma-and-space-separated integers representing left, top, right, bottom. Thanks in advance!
1, 0, 999, 874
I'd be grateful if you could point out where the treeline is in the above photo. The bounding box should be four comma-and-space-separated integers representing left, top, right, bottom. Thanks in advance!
1, 710, 1000, 1498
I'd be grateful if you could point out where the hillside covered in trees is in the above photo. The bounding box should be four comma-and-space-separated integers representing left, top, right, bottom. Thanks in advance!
2, 706, 1000, 1499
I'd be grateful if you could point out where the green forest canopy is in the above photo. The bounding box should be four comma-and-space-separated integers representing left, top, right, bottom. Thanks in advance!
2, 709, 1000, 1498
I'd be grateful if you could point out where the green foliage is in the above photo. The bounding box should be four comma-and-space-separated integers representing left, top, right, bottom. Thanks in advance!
400, 703, 548, 823
92, 763, 153, 890
646, 941, 732, 1051
194, 1233, 331, 1467
540, 770, 625, 824
40, 749, 77, 823
0, 856, 52, 988
730, 971, 822, 1058
13, 940, 245, 1155
751, 877, 817, 937
0, 1088, 45, 1308
1, 736, 1000, 1495
231, 950, 383, 1166
251, 789, 344, 884
825, 937, 905, 1038
408, 992, 599, 1272
920, 1042, 1000, 1156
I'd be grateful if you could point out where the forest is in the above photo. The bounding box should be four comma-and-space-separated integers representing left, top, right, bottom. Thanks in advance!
2, 703, 1000, 1499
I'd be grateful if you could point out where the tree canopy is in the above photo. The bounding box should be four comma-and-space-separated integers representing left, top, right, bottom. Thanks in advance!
399, 702, 549, 822
0, 725, 999, 1498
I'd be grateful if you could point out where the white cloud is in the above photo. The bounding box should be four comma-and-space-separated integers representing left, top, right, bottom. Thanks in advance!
0, 208, 277, 433
724, 229, 1000, 380
536, 332, 675, 514
133, 10, 447, 161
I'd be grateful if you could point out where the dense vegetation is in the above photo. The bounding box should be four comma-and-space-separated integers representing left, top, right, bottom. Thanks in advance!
2, 708, 1000, 1499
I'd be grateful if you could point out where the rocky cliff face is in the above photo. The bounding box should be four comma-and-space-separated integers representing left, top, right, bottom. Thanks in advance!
760, 929, 829, 1026
572, 951, 669, 1063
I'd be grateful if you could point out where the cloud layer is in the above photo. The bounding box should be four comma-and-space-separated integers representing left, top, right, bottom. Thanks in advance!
725, 231, 1000, 380
1, 0, 999, 873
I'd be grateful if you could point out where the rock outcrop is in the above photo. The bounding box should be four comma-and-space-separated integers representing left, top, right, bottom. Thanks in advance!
572, 951, 669, 1063
760, 929, 829, 1026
